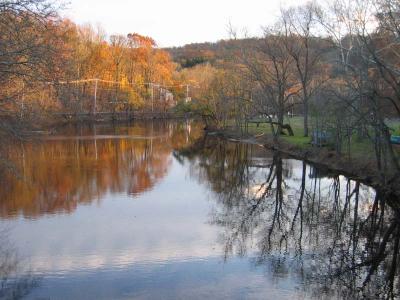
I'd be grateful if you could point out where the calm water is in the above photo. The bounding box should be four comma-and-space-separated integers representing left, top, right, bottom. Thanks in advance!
0, 121, 399, 300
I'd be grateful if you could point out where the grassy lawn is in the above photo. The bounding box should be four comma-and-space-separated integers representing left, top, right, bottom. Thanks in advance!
246, 116, 311, 148
386, 118, 400, 136
281, 135, 310, 148
244, 116, 398, 159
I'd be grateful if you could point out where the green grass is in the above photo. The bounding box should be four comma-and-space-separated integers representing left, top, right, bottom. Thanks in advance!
386, 118, 400, 136
240, 117, 400, 159
243, 116, 395, 159
281, 117, 311, 149
285, 116, 305, 136
245, 116, 305, 135
392, 126, 400, 136
225, 116, 302, 134
348, 139, 376, 160
281, 135, 311, 148
246, 116, 310, 147
246, 122, 271, 135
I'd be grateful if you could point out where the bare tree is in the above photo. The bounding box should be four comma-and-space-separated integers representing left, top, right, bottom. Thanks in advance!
243, 25, 298, 140
0, 0, 62, 135
281, 2, 326, 137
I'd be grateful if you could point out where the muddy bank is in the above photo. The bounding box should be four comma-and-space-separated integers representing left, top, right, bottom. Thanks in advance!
206, 128, 400, 201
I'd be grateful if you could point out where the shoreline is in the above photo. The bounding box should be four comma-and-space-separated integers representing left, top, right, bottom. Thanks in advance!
14, 118, 400, 200
205, 128, 400, 201
17, 112, 195, 136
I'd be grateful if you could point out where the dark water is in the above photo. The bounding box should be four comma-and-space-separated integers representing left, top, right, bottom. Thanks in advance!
0, 121, 399, 300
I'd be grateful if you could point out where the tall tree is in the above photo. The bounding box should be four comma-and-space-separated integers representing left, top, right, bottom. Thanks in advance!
0, 0, 66, 133
281, 2, 325, 137
243, 26, 297, 140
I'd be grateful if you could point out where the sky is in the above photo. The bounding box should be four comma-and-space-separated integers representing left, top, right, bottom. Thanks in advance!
64, 0, 309, 47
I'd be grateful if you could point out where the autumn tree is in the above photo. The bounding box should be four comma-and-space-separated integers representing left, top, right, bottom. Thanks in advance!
0, 0, 65, 132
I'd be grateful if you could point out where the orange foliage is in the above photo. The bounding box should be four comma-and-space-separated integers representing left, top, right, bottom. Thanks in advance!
0, 122, 203, 218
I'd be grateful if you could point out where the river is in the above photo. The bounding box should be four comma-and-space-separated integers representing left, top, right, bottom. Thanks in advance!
0, 121, 398, 300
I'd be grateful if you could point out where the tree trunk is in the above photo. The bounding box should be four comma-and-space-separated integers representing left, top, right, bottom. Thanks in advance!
277, 105, 285, 135
303, 98, 309, 137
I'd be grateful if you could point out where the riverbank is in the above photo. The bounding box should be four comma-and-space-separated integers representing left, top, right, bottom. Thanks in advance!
12, 116, 400, 200
55, 111, 193, 122
15, 111, 195, 137
206, 128, 400, 201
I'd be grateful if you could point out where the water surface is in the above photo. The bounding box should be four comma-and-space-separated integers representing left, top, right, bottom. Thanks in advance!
0, 121, 398, 299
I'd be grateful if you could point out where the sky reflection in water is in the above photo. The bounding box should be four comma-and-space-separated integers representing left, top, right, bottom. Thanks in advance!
0, 121, 395, 300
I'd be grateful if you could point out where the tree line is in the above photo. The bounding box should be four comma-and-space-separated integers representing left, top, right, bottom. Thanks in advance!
2, 0, 400, 183
173, 0, 400, 184
0, 0, 186, 136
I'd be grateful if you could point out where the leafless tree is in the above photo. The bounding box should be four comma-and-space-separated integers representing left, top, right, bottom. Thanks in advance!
243, 25, 298, 140
281, 2, 326, 137
0, 0, 62, 135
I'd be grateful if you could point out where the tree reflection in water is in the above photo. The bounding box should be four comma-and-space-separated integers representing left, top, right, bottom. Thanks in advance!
177, 136, 400, 299
0, 121, 202, 219
0, 228, 38, 300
